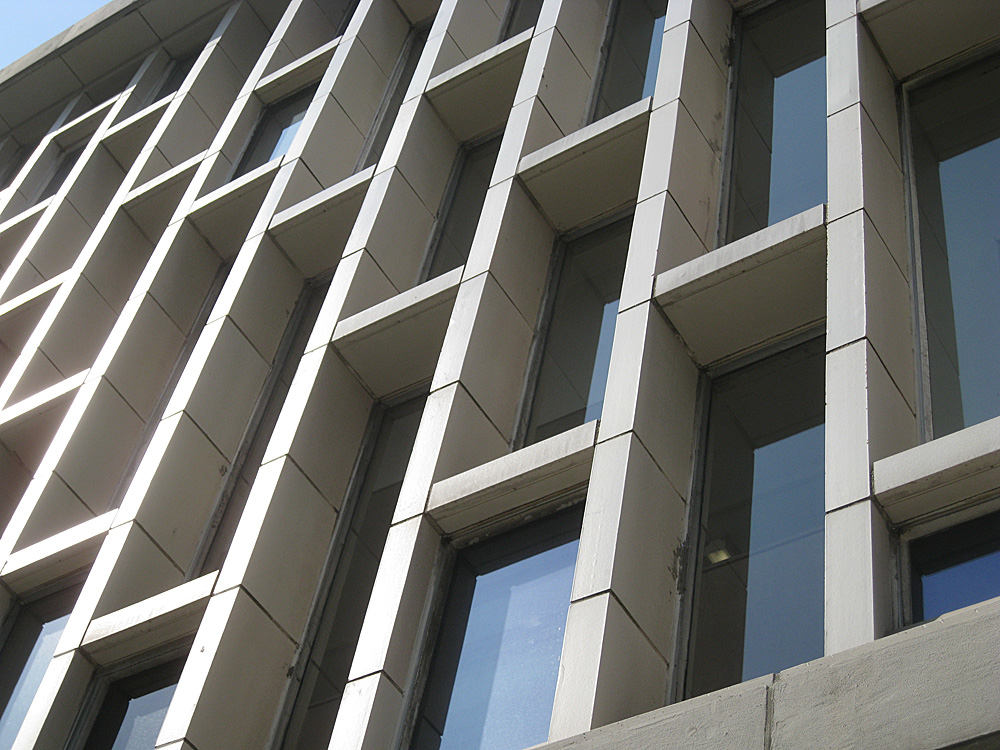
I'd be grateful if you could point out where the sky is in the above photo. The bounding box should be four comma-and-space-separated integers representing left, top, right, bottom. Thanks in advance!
0, 0, 111, 70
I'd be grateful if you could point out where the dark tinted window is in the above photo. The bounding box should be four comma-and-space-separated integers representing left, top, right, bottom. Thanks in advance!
911, 508, 1000, 622
910, 54, 1000, 438
235, 84, 318, 178
686, 339, 825, 698
725, 0, 826, 243
523, 216, 630, 445
410, 506, 582, 750
592, 0, 667, 121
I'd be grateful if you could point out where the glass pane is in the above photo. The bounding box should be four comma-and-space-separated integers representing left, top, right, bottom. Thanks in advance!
524, 217, 630, 445
236, 85, 318, 178
363, 27, 429, 169
726, 0, 826, 243
282, 396, 425, 750
0, 613, 71, 750
502, 0, 544, 40
592, 0, 667, 121
686, 339, 825, 698
37, 144, 83, 201
427, 135, 504, 280
910, 54, 1000, 437
108, 684, 177, 750
412, 507, 582, 750
911, 508, 1000, 622
82, 659, 183, 750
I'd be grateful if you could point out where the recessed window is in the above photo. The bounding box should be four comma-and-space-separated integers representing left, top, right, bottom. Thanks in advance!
0, 585, 81, 749
522, 215, 630, 446
724, 0, 826, 244
500, 0, 545, 40
909, 53, 1000, 439
317, 0, 359, 34
422, 133, 504, 281
409, 505, 582, 750
0, 145, 29, 191
235, 84, 319, 178
685, 338, 825, 699
279, 395, 425, 750
37, 143, 84, 202
361, 24, 429, 170
81, 658, 184, 750
591, 0, 667, 122
153, 55, 198, 102
910, 508, 1000, 623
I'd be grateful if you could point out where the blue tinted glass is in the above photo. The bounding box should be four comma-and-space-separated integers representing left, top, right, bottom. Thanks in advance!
742, 424, 825, 680
0, 614, 70, 750
642, 14, 666, 100
767, 56, 827, 225
109, 683, 176, 750
686, 339, 825, 698
592, 0, 667, 121
921, 549, 1000, 621
437, 540, 578, 750
911, 54, 1000, 437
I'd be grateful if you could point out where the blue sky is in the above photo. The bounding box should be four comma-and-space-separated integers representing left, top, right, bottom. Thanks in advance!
0, 1, 110, 70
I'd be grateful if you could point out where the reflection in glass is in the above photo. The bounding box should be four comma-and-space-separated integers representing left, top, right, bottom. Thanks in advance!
725, 0, 826, 243
424, 134, 504, 281
410, 506, 582, 750
686, 339, 825, 698
592, 0, 667, 121
0, 586, 81, 750
81, 659, 183, 750
362, 25, 429, 170
524, 216, 630, 445
910, 54, 1000, 438
911, 509, 1000, 622
235, 84, 318, 178
280, 396, 425, 750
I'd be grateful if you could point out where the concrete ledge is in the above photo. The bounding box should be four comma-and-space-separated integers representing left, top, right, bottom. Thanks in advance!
1, 511, 113, 593
540, 597, 1000, 750
428, 420, 597, 535
874, 415, 1000, 525
654, 205, 826, 367
82, 571, 216, 665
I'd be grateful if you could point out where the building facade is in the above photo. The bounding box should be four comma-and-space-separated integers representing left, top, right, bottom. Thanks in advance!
0, 0, 998, 748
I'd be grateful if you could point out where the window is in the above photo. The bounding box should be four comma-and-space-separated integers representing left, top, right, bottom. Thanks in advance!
37, 143, 84, 202
422, 133, 504, 281
317, 0, 359, 34
521, 215, 630, 446
685, 338, 825, 699
499, 0, 545, 40
278, 395, 425, 750
591, 0, 667, 122
152, 55, 197, 102
409, 505, 582, 750
0, 145, 29, 191
361, 24, 429, 170
235, 84, 319, 178
0, 585, 81, 750
909, 54, 1000, 439
909, 508, 1000, 623
80, 659, 183, 750
723, 0, 826, 244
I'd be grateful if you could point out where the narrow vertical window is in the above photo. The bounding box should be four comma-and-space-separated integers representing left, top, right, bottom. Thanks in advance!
37, 143, 84, 202
724, 0, 826, 244
423, 133, 504, 281
685, 338, 825, 698
409, 506, 582, 750
910, 54, 1000, 438
235, 84, 319, 178
522, 216, 630, 446
591, 0, 668, 122
499, 0, 545, 40
910, 509, 1000, 623
279, 395, 425, 750
361, 25, 429, 170
81, 659, 184, 750
317, 0, 359, 34
0, 585, 81, 750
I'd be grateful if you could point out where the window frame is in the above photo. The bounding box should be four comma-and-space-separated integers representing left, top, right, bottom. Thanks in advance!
674, 331, 827, 702
233, 82, 320, 180
398, 495, 586, 750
